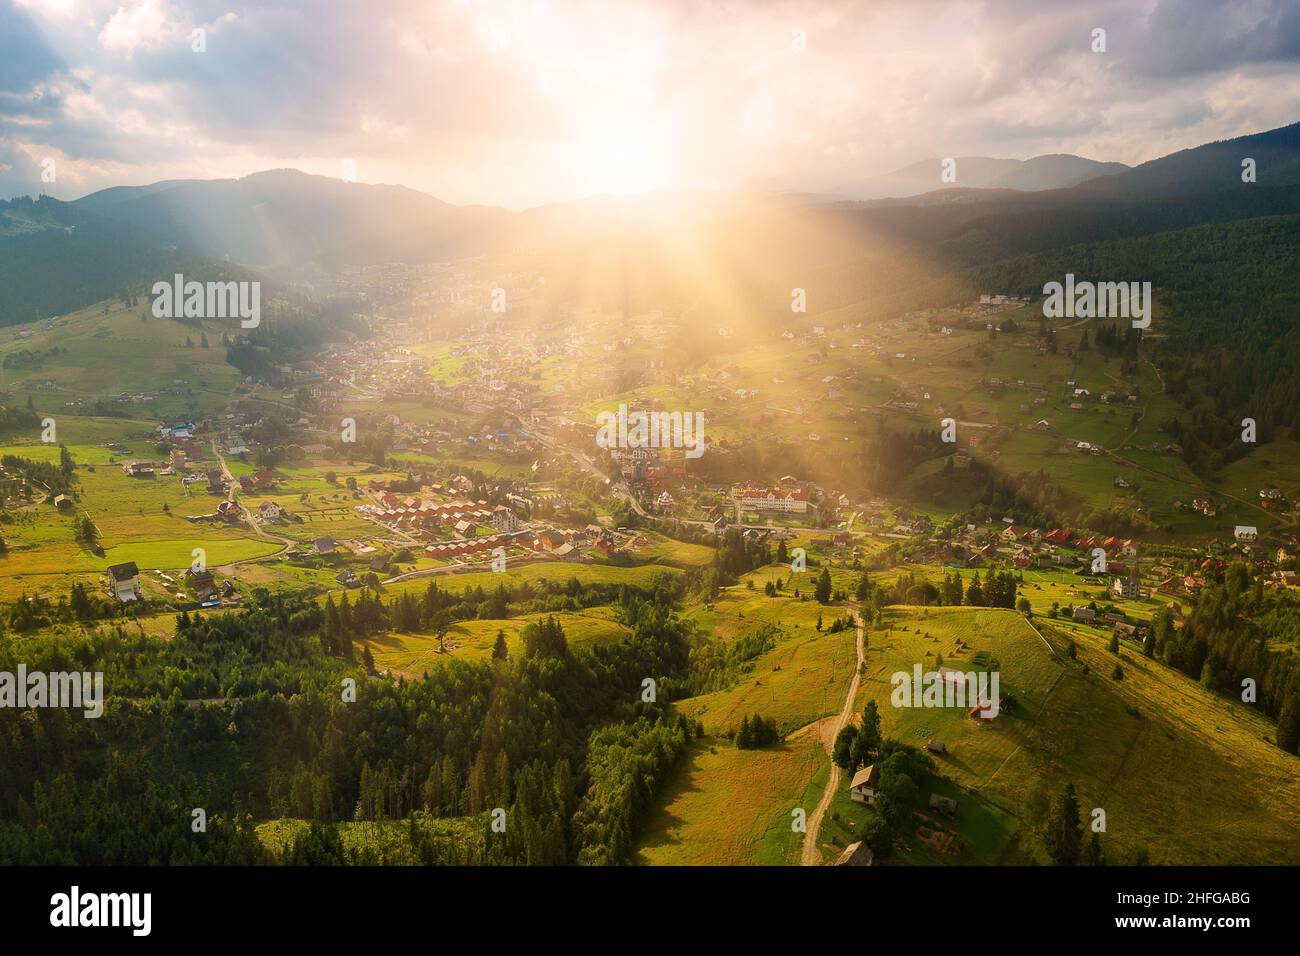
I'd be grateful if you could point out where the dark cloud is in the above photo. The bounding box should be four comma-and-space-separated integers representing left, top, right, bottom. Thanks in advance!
0, 1, 64, 93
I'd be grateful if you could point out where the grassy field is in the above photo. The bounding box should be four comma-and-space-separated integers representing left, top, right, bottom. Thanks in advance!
674, 625, 857, 737
635, 735, 825, 866
813, 602, 1300, 865
1, 302, 239, 421
368, 606, 631, 675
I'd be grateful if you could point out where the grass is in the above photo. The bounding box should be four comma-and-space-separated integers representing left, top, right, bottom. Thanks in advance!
367, 607, 631, 675
674, 625, 856, 737
820, 602, 1300, 865
635, 735, 824, 866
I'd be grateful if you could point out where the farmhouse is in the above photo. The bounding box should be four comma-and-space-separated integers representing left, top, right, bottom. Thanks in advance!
848, 764, 880, 804
107, 562, 140, 602
187, 569, 217, 600
53, 494, 73, 511
1235, 526, 1258, 542
1072, 606, 1096, 624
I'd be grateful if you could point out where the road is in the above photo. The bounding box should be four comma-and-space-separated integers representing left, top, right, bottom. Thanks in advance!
208, 441, 296, 568
532, 429, 649, 518
801, 607, 866, 866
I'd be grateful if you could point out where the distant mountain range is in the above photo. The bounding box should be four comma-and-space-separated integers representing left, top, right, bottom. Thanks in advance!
2, 120, 1300, 328
72, 169, 511, 272
843, 153, 1130, 200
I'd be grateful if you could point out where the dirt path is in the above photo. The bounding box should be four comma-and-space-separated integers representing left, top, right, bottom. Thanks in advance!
801, 610, 865, 866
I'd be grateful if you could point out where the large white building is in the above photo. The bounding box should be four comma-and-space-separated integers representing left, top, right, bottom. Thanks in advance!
731, 482, 810, 514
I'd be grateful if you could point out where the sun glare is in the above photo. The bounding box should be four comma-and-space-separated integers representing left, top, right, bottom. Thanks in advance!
580, 129, 661, 196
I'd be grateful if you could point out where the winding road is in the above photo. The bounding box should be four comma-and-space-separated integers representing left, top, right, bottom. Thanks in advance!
801, 607, 866, 866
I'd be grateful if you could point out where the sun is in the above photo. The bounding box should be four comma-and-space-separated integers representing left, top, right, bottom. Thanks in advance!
579, 127, 662, 196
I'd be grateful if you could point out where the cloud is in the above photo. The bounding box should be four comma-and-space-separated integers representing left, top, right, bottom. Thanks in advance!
1, 0, 1298, 206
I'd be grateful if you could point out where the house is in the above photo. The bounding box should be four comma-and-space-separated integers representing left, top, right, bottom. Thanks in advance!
258, 502, 283, 523
206, 469, 225, 494
833, 841, 874, 867
1072, 606, 1096, 624
107, 561, 140, 602
926, 739, 947, 755
187, 569, 216, 600
535, 530, 567, 551
53, 493, 73, 511
929, 793, 958, 815
849, 765, 880, 804
1112, 573, 1141, 599
1235, 526, 1258, 542
313, 537, 336, 555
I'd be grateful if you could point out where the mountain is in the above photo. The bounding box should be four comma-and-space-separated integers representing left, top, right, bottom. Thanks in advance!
0, 195, 263, 326
72, 170, 513, 272
1076, 121, 1300, 198
843, 153, 1129, 200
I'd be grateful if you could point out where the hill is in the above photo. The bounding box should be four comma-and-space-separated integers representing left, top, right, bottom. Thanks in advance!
72, 169, 512, 271
844, 153, 1129, 200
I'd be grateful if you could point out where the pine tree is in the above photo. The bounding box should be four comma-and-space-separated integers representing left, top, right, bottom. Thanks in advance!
1046, 782, 1083, 865
1084, 830, 1106, 866
814, 567, 832, 604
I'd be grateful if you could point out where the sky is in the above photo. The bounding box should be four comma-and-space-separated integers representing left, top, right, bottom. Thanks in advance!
3, 0, 1300, 209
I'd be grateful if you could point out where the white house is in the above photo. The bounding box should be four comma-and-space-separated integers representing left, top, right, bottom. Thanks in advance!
1235, 526, 1258, 542
107, 562, 140, 602
849, 765, 880, 804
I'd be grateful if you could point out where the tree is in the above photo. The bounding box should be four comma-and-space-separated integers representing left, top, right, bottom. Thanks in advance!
1045, 782, 1083, 865
814, 567, 832, 604
1277, 696, 1300, 754
1084, 830, 1106, 866
853, 701, 882, 767
431, 609, 451, 654
492, 629, 509, 661
832, 726, 858, 770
